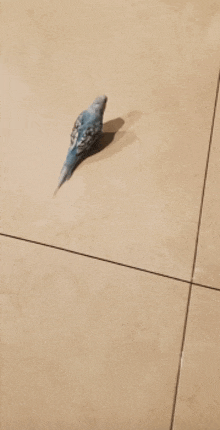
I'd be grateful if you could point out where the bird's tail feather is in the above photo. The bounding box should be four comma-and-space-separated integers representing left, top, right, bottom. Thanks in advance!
53, 164, 72, 197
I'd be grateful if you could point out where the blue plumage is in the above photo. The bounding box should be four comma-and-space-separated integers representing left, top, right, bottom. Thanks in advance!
54, 95, 107, 195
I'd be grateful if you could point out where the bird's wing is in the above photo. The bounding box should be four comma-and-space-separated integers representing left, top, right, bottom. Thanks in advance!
76, 123, 102, 155
70, 111, 85, 149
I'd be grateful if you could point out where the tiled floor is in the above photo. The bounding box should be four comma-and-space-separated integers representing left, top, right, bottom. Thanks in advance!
1, 0, 220, 429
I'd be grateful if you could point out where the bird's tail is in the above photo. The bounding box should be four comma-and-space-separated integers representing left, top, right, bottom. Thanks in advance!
53, 164, 72, 197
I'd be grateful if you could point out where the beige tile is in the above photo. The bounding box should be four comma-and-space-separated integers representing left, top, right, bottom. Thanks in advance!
1, 0, 220, 279
173, 286, 220, 430
0, 236, 188, 429
194, 90, 220, 288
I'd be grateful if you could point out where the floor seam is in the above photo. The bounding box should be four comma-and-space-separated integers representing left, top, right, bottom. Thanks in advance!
169, 67, 220, 430
1, 231, 220, 292
2, 69, 220, 426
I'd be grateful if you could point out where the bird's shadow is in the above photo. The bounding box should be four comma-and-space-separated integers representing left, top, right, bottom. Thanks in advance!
90, 117, 125, 155
72, 117, 125, 171
67, 110, 144, 179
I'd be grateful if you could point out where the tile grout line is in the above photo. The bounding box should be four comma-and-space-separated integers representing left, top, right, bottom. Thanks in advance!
0, 232, 190, 283
192, 283, 220, 291
1, 231, 220, 292
1, 68, 220, 427
169, 67, 220, 430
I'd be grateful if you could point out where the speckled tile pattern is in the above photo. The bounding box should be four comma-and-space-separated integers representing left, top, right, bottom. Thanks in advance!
1, 237, 189, 430
172, 287, 220, 430
1, 0, 220, 279
1, 0, 220, 428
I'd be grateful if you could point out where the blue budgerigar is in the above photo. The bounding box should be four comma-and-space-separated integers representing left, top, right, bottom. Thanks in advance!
54, 95, 108, 195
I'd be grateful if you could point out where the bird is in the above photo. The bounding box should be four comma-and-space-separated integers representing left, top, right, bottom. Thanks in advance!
54, 95, 108, 196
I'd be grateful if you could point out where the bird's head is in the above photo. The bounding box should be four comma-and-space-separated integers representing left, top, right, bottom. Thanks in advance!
89, 95, 108, 113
